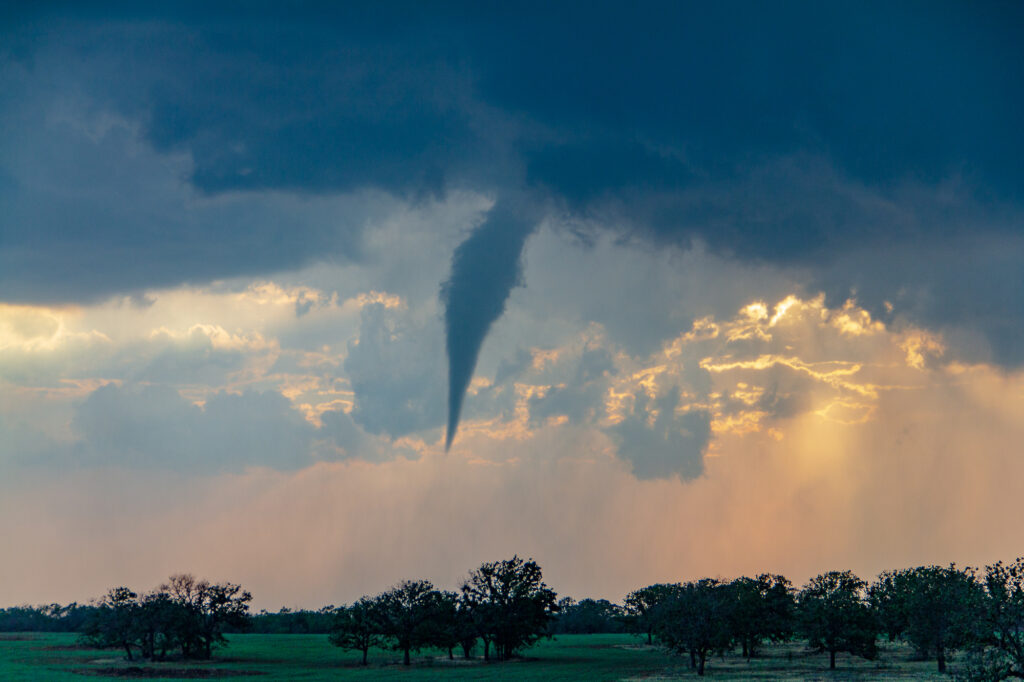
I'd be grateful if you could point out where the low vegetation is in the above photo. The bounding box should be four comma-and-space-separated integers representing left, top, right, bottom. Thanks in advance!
4, 556, 1024, 679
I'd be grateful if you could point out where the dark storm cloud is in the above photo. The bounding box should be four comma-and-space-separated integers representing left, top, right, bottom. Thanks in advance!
3, 3, 1024, 451
5, 4, 1021, 291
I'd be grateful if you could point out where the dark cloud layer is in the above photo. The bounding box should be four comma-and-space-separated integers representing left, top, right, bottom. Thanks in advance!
4, 4, 1021, 285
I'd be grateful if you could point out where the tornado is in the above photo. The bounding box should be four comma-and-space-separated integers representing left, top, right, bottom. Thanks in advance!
442, 199, 534, 450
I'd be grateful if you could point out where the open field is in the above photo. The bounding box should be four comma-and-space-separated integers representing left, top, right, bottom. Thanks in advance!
0, 633, 958, 681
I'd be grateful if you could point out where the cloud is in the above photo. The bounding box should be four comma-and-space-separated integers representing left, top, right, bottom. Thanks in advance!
0, 225, 1001, 484
4, 261, 1024, 608
344, 301, 446, 439
608, 387, 711, 480
5, 351, 1024, 609
68, 384, 316, 472
442, 288, 961, 480
4, 7, 1024, 371
0, 276, 456, 472
0, 67, 403, 303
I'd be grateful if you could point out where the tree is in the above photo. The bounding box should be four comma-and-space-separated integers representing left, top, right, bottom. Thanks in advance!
79, 575, 250, 662
966, 558, 1024, 680
136, 590, 182, 661
873, 565, 982, 672
652, 579, 733, 676
869, 569, 915, 646
377, 580, 439, 666
81, 587, 139, 660
420, 590, 463, 660
159, 574, 252, 659
728, 574, 795, 659
329, 598, 384, 665
798, 571, 878, 670
454, 595, 479, 659
624, 583, 680, 645
553, 598, 625, 634
460, 556, 559, 661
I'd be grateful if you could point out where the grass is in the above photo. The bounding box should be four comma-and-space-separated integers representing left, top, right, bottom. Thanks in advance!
0, 632, 957, 680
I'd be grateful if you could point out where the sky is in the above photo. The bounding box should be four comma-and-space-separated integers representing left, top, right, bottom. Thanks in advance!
2, 2, 1023, 610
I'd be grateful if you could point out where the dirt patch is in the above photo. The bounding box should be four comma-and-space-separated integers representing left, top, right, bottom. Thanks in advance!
76, 666, 264, 678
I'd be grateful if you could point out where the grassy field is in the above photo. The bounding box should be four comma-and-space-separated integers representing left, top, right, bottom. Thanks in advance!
0, 632, 955, 680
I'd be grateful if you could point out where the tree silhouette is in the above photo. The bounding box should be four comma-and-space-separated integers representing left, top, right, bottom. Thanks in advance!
81, 587, 139, 660
971, 557, 1024, 679
460, 556, 558, 661
652, 579, 731, 676
873, 565, 982, 672
798, 571, 877, 670
728, 574, 795, 659
624, 584, 680, 645
328, 597, 384, 665
377, 580, 438, 666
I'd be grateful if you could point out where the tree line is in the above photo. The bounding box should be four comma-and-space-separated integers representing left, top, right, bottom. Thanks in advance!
8, 556, 1024, 679
79, 574, 251, 661
328, 555, 557, 665
622, 561, 1024, 678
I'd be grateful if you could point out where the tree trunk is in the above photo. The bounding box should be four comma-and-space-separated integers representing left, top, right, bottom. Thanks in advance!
830, 650, 836, 669
448, 647, 454, 660
690, 649, 696, 668
698, 651, 706, 676
361, 647, 368, 665
483, 639, 490, 661
647, 629, 652, 645
123, 643, 133, 661
403, 646, 410, 666
937, 647, 946, 673
742, 640, 748, 659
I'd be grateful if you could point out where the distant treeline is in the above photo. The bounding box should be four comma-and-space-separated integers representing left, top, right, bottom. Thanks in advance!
0, 602, 347, 636
7, 556, 1024, 679
0, 603, 95, 633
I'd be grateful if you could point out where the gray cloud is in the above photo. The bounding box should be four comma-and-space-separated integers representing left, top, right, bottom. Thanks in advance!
527, 348, 616, 426
343, 303, 446, 439
610, 388, 711, 481
24, 382, 386, 474
69, 384, 316, 472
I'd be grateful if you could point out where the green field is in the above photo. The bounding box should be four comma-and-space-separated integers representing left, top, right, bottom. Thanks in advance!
0, 632, 954, 680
